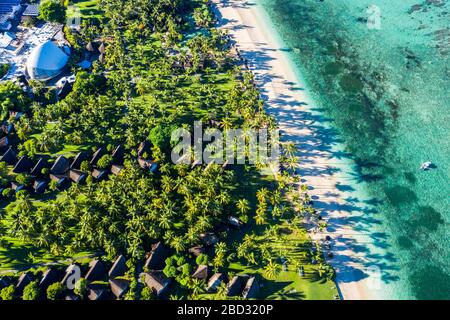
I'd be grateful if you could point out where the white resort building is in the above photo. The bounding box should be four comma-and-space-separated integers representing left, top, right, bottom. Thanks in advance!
26, 40, 69, 81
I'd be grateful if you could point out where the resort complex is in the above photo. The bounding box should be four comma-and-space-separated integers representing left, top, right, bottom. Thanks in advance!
0, 0, 338, 302
0, 0, 448, 305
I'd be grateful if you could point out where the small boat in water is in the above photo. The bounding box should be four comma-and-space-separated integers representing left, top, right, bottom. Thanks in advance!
420, 161, 435, 171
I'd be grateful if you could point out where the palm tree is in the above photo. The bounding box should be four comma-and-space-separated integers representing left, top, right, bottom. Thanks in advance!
158, 213, 172, 229
270, 189, 282, 206
197, 215, 212, 231
236, 199, 250, 215
292, 259, 302, 274
185, 227, 199, 244
220, 117, 232, 130
255, 205, 267, 225
256, 188, 269, 203
217, 191, 231, 205
215, 282, 228, 300
190, 278, 206, 298
283, 141, 297, 157
171, 235, 186, 253
264, 260, 280, 280
213, 242, 227, 270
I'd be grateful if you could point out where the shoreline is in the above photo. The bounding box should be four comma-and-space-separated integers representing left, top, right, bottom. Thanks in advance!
213, 0, 384, 300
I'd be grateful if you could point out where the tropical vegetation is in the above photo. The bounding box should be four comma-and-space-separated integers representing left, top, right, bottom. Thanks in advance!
0, 0, 337, 300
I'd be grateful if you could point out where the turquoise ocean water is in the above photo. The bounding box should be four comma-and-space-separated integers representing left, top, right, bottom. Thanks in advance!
255, 0, 450, 299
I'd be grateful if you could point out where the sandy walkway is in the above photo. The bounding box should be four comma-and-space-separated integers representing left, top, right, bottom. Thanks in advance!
213, 0, 384, 300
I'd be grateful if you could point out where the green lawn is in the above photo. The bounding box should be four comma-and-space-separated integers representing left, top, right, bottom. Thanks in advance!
223, 221, 338, 300
0, 238, 51, 272
0, 197, 94, 272
215, 167, 339, 300
0, 236, 93, 273
226, 228, 338, 300
68, 0, 104, 20
132, 71, 235, 123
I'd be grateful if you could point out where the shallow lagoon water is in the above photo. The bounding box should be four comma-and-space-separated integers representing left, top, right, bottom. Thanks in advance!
256, 0, 450, 299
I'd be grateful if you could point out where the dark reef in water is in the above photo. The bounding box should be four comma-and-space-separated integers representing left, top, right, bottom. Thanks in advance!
385, 186, 418, 206
411, 265, 450, 300
409, 206, 445, 232
408, 1, 450, 56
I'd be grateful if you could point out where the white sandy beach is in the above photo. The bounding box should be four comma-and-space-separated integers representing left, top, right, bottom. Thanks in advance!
213, 0, 384, 300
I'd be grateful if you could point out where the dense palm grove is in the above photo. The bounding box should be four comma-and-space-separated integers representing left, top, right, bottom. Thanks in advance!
0, 0, 334, 300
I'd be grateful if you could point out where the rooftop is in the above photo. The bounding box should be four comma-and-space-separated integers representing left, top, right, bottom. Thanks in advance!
0, 0, 20, 15
23, 4, 39, 17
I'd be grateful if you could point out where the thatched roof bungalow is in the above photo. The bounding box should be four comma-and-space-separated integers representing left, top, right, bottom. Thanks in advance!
51, 155, 70, 175
0, 136, 8, 151
111, 164, 124, 175
85, 259, 107, 282
92, 168, 108, 181
70, 152, 89, 170
138, 158, 158, 172
16, 272, 33, 296
90, 148, 105, 166
111, 145, 125, 164
65, 294, 80, 301
200, 233, 219, 246
109, 278, 130, 299
0, 123, 14, 136
87, 284, 108, 301
50, 174, 70, 190
228, 216, 244, 229
69, 169, 87, 184
242, 276, 259, 299
11, 181, 25, 193
188, 245, 205, 257
144, 242, 167, 271
192, 265, 209, 281
1, 147, 17, 165
98, 42, 106, 54
143, 272, 170, 297
137, 141, 151, 158
39, 268, 61, 291
108, 255, 127, 279
12, 156, 34, 174
207, 273, 224, 293
33, 180, 47, 194
30, 156, 50, 176
226, 275, 245, 297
